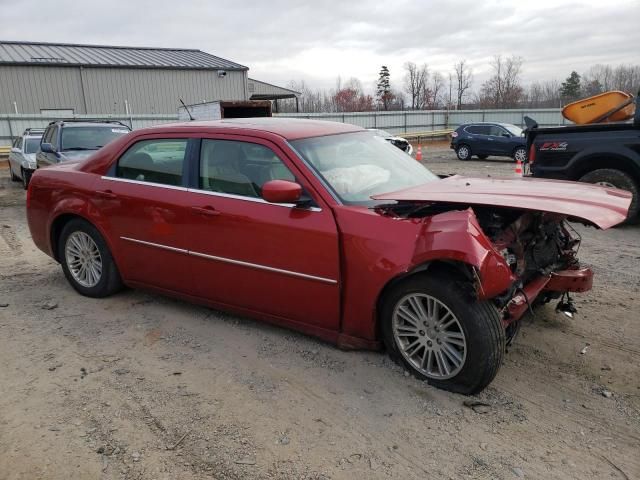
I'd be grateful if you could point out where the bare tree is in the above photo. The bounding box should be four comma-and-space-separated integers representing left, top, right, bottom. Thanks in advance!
429, 72, 445, 108
403, 62, 429, 109
479, 55, 524, 108
454, 60, 473, 109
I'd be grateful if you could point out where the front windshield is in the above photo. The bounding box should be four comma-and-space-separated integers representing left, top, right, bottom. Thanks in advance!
505, 125, 523, 136
290, 131, 438, 204
24, 136, 42, 154
61, 126, 130, 151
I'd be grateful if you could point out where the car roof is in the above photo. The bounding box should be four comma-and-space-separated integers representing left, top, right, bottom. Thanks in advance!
459, 122, 519, 128
48, 120, 130, 129
145, 117, 364, 140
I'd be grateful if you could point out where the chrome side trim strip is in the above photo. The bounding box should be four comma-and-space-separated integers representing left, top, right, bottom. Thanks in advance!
189, 250, 337, 284
120, 236, 337, 285
101, 176, 189, 192
100, 176, 321, 211
120, 236, 188, 254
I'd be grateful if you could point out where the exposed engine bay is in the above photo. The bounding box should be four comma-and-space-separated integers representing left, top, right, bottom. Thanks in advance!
377, 202, 583, 310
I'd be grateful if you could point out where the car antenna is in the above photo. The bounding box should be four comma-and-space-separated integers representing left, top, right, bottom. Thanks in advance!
179, 98, 194, 121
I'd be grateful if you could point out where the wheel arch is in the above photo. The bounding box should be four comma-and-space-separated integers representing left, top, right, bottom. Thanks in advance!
49, 212, 117, 266
569, 154, 640, 186
374, 260, 476, 340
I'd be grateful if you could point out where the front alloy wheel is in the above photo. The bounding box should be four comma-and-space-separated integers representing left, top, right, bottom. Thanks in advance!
381, 274, 505, 394
513, 147, 527, 162
393, 293, 466, 379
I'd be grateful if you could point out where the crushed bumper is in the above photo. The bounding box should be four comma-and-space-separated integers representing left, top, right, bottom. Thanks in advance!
506, 267, 593, 322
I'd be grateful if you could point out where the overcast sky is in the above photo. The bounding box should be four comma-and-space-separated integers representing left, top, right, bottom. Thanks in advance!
1, 0, 639, 94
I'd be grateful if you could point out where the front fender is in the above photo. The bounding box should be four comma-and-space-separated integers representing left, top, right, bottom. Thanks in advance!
411, 208, 514, 299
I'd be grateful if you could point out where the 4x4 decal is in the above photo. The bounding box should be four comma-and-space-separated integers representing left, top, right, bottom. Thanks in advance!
539, 142, 568, 151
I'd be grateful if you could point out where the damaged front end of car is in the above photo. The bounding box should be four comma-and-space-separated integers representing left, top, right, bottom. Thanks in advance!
376, 202, 594, 335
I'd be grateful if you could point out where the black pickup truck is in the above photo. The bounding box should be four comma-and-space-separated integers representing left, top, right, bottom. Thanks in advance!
526, 96, 640, 222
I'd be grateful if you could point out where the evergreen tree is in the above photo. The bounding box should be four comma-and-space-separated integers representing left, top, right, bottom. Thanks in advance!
376, 66, 392, 110
560, 71, 582, 100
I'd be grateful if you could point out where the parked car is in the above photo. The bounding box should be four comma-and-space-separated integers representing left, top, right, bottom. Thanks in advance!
451, 122, 527, 162
8, 128, 44, 189
26, 118, 630, 394
368, 129, 413, 155
37, 119, 131, 169
525, 95, 640, 222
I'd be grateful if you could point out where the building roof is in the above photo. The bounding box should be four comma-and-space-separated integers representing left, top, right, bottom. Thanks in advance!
0, 40, 248, 70
248, 78, 299, 100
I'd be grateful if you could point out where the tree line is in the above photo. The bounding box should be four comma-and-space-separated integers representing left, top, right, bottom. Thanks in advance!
280, 59, 640, 113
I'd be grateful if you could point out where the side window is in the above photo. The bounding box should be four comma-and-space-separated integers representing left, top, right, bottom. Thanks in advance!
49, 127, 59, 149
199, 139, 295, 198
466, 125, 489, 135
116, 139, 188, 186
489, 125, 507, 136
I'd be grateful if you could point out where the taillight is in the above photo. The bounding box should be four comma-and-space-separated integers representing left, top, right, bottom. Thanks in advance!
451, 131, 458, 138
528, 143, 536, 164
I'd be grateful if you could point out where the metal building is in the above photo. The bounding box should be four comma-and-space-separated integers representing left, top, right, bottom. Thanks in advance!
0, 41, 255, 115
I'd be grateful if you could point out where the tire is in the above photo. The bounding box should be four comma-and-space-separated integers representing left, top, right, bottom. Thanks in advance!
381, 274, 505, 395
477, 154, 489, 160
456, 144, 471, 161
513, 147, 527, 163
579, 169, 639, 222
21, 168, 31, 190
9, 164, 20, 182
58, 218, 123, 298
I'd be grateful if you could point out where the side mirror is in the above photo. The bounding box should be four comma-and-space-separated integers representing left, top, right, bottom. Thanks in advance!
10, 147, 20, 153
40, 143, 55, 153
262, 180, 302, 204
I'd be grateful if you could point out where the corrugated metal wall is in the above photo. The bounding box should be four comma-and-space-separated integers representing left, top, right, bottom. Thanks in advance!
0, 65, 248, 115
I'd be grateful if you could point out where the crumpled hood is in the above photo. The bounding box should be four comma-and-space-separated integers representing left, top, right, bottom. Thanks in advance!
372, 175, 632, 229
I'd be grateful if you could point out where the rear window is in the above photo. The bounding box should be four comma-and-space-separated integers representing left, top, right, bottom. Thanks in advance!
61, 126, 130, 151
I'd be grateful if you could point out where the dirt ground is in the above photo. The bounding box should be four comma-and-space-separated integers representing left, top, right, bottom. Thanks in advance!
0, 146, 638, 480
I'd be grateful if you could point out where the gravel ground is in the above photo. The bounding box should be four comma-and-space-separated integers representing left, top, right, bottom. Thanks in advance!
0, 147, 639, 480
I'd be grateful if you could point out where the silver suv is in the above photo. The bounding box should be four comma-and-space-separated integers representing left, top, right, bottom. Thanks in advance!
9, 128, 44, 189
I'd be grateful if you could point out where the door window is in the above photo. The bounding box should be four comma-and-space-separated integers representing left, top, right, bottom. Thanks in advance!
489, 125, 508, 136
199, 139, 295, 198
116, 139, 188, 186
49, 127, 59, 150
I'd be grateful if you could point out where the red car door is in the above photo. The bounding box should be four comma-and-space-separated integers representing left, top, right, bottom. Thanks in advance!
95, 136, 194, 293
184, 136, 341, 330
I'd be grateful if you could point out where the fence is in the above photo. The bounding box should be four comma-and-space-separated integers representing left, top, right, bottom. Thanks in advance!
275, 108, 565, 136
0, 113, 177, 147
1, 109, 566, 146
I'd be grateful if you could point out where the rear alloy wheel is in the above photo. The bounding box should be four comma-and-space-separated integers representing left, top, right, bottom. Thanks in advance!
513, 147, 527, 163
456, 145, 471, 161
579, 169, 639, 222
477, 154, 489, 160
58, 219, 123, 297
381, 275, 505, 394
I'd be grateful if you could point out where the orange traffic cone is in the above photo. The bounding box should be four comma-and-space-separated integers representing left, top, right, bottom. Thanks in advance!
416, 145, 423, 162
514, 158, 523, 176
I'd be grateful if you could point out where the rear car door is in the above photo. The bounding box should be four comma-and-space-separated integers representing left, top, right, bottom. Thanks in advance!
184, 136, 341, 330
94, 136, 196, 293
466, 125, 491, 154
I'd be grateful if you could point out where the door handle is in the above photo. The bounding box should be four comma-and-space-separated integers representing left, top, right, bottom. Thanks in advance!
191, 206, 221, 217
95, 189, 117, 199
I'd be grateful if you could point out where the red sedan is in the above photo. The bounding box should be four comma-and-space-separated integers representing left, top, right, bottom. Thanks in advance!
26, 118, 631, 394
